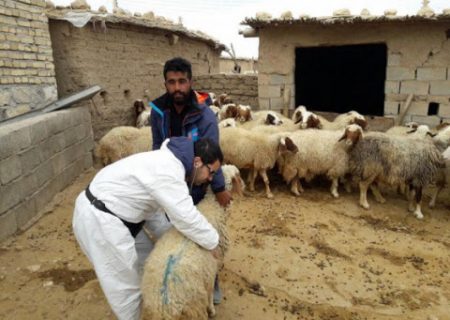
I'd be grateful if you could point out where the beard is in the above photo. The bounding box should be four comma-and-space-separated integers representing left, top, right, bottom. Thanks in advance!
169, 91, 190, 106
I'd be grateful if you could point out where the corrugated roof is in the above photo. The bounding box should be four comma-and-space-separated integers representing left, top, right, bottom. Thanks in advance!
46, 9, 225, 51
242, 13, 450, 29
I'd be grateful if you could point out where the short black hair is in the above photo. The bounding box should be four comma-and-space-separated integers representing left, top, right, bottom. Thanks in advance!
194, 138, 223, 165
164, 57, 192, 80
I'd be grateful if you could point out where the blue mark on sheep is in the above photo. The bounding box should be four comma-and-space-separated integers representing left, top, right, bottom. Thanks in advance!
160, 239, 190, 305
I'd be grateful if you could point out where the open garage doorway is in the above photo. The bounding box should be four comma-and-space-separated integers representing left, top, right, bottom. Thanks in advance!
295, 43, 387, 116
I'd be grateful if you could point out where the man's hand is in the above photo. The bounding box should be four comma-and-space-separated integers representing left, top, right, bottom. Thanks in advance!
210, 246, 221, 260
215, 190, 232, 207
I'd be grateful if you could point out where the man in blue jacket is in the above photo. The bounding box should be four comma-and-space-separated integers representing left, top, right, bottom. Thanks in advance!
150, 57, 231, 207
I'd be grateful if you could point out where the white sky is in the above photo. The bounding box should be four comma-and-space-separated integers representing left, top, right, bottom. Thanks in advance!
51, 0, 450, 58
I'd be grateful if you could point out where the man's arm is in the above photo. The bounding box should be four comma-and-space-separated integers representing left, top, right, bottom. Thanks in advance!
149, 175, 219, 250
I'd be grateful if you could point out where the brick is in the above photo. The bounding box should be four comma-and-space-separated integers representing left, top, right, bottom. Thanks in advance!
258, 98, 270, 110
0, 209, 18, 242
34, 159, 54, 187
29, 118, 49, 144
387, 52, 401, 66
0, 179, 23, 213
269, 74, 286, 85
386, 67, 415, 80
385, 81, 400, 94
384, 101, 400, 115
34, 178, 58, 213
14, 197, 37, 230
410, 115, 441, 127
19, 146, 41, 173
429, 81, 450, 95
259, 85, 281, 98
408, 101, 429, 116
416, 68, 447, 81
270, 97, 284, 109
438, 104, 450, 118
400, 81, 429, 95
0, 156, 22, 185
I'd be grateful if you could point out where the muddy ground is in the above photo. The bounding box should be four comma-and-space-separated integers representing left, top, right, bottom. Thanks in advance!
0, 168, 449, 320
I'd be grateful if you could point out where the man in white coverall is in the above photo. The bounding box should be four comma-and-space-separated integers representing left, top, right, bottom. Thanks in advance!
72, 137, 223, 320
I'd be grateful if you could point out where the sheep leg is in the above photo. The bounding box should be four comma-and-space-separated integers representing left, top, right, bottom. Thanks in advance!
247, 169, 258, 192
290, 176, 303, 196
407, 184, 415, 212
259, 169, 273, 199
359, 176, 376, 210
330, 178, 339, 198
370, 184, 386, 204
207, 293, 216, 318
411, 187, 424, 219
429, 182, 444, 208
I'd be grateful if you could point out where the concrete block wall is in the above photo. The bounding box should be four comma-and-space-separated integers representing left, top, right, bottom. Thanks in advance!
0, 0, 58, 121
257, 73, 295, 112
195, 74, 258, 108
384, 63, 450, 126
0, 107, 94, 241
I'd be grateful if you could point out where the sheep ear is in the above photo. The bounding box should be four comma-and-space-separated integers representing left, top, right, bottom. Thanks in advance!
265, 113, 275, 125
426, 131, 437, 137
406, 129, 417, 134
338, 132, 347, 142
285, 137, 298, 153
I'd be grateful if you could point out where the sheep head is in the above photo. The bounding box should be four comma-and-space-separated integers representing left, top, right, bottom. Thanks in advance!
339, 124, 363, 147
265, 112, 283, 126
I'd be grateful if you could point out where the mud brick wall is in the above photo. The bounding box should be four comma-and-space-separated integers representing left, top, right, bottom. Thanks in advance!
194, 74, 258, 108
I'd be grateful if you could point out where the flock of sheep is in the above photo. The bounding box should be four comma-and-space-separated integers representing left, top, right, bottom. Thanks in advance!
93, 93, 450, 319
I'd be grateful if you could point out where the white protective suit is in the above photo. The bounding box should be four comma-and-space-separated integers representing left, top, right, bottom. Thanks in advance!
72, 141, 219, 320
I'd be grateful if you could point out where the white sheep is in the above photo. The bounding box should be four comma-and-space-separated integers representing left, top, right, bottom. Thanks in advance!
95, 126, 152, 166
141, 165, 243, 320
218, 118, 237, 128
429, 126, 450, 208
347, 130, 444, 219
385, 124, 433, 137
134, 99, 151, 128
239, 110, 290, 130
279, 125, 362, 198
219, 126, 297, 198
292, 105, 368, 130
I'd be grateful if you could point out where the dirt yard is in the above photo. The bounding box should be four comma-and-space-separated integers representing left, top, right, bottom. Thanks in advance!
0, 168, 449, 320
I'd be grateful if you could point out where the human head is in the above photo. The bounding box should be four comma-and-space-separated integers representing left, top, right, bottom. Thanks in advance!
191, 138, 223, 185
163, 57, 193, 106
163, 57, 192, 80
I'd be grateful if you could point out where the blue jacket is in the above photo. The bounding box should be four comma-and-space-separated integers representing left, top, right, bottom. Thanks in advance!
150, 90, 225, 194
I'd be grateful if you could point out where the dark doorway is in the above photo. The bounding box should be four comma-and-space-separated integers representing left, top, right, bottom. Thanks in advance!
295, 44, 387, 116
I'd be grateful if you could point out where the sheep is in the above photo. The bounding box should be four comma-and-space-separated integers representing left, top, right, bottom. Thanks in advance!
239, 110, 290, 130
385, 124, 433, 137
429, 126, 450, 208
279, 125, 363, 198
218, 103, 252, 123
209, 105, 221, 120
347, 130, 444, 219
218, 118, 237, 128
219, 126, 298, 198
291, 105, 322, 129
292, 105, 368, 130
134, 99, 151, 128
141, 165, 243, 320
95, 126, 152, 166
213, 93, 233, 108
